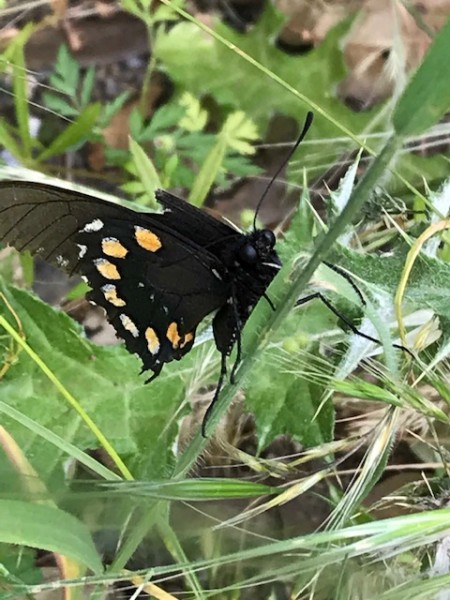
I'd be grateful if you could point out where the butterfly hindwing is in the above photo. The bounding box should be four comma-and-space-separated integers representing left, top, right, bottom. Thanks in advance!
76, 211, 229, 373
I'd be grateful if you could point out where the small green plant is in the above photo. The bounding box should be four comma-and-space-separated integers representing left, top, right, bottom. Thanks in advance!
121, 92, 261, 205
42, 44, 129, 127
0, 38, 128, 167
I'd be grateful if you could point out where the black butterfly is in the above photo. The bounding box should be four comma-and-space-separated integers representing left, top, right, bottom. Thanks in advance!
0, 180, 281, 432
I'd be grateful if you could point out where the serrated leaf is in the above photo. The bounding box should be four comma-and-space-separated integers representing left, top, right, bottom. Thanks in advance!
51, 45, 80, 96
246, 351, 334, 450
37, 103, 101, 161
41, 93, 78, 117
0, 500, 102, 574
154, 8, 367, 170
100, 91, 130, 127
179, 92, 208, 132
332, 247, 450, 328
222, 111, 258, 155
141, 104, 185, 139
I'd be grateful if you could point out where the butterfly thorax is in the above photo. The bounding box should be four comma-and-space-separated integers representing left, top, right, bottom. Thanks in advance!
210, 228, 281, 355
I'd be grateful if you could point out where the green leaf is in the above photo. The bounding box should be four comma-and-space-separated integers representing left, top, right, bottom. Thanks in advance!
80, 65, 95, 108
0, 280, 189, 481
101, 91, 130, 127
37, 103, 101, 161
0, 500, 102, 573
246, 349, 334, 450
0, 119, 23, 160
188, 135, 227, 206
178, 92, 208, 132
140, 103, 185, 139
129, 107, 144, 139
332, 246, 450, 328
50, 45, 80, 96
0, 546, 42, 593
154, 7, 369, 171
128, 137, 161, 204
393, 17, 450, 136
222, 111, 258, 155
41, 93, 78, 118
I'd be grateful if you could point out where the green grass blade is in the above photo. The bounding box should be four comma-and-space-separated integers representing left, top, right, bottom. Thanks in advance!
0, 401, 121, 481
11, 35, 33, 160
128, 137, 161, 203
37, 103, 101, 161
188, 135, 226, 206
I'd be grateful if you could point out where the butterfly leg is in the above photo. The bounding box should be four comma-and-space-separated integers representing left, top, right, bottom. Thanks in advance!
296, 292, 413, 356
263, 292, 276, 311
230, 332, 241, 385
322, 261, 365, 304
202, 352, 228, 437
229, 286, 242, 385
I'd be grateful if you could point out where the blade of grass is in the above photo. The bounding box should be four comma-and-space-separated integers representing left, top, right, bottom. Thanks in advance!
129, 137, 161, 205
37, 103, 101, 161
0, 401, 121, 481
10, 26, 34, 160
393, 16, 450, 136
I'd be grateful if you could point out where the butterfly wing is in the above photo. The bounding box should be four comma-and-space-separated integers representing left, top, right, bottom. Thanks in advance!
0, 181, 231, 375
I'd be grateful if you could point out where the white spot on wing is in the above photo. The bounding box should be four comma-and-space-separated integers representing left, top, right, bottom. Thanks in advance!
56, 255, 68, 267
81, 218, 104, 233
212, 268, 222, 280
119, 314, 139, 337
77, 244, 87, 258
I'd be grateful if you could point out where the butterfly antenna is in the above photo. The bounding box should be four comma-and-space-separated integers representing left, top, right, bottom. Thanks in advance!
252, 110, 314, 230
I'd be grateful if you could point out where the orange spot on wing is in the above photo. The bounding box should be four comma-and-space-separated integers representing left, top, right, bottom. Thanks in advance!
166, 322, 194, 349
102, 285, 126, 307
135, 226, 162, 252
180, 332, 194, 348
102, 237, 128, 258
95, 259, 120, 280
145, 327, 160, 355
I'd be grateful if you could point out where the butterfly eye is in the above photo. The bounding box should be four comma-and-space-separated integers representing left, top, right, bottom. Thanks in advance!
260, 229, 276, 248
239, 243, 258, 264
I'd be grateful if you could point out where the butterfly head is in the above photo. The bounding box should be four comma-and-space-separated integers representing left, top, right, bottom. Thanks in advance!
238, 228, 281, 273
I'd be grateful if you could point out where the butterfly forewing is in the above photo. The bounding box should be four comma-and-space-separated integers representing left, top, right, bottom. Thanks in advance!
0, 182, 229, 374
